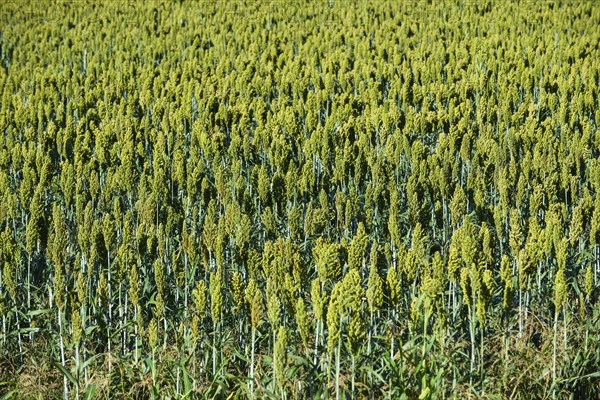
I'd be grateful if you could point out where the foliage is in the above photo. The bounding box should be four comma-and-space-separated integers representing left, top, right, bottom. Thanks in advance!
0, 1, 599, 398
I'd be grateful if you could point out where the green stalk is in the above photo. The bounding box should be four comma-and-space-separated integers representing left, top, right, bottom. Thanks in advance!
27, 254, 31, 341
390, 309, 395, 359
134, 305, 139, 365
118, 282, 123, 354
250, 326, 256, 399
518, 289, 522, 339
480, 323, 484, 394
107, 263, 112, 372
351, 352, 355, 397
75, 342, 80, 400
314, 319, 319, 365
58, 309, 68, 400
335, 333, 341, 400
212, 320, 217, 376
368, 310, 373, 354
553, 308, 558, 400
469, 304, 475, 384
563, 306, 567, 355
124, 291, 129, 355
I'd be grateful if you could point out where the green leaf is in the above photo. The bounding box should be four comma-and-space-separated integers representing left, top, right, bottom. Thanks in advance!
181, 363, 192, 397
10, 327, 39, 335
561, 370, 600, 383
52, 361, 77, 386
79, 354, 103, 375
83, 384, 97, 400
418, 386, 430, 400
26, 308, 52, 317
1, 389, 18, 399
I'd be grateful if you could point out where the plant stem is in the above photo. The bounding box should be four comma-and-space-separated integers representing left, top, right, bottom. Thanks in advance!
553, 309, 558, 400
250, 327, 255, 399
335, 337, 340, 400
58, 309, 68, 400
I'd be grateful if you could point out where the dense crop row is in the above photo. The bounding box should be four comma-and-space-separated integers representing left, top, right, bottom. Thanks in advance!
0, 1, 599, 399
